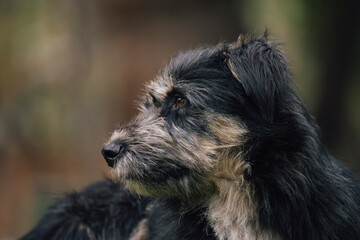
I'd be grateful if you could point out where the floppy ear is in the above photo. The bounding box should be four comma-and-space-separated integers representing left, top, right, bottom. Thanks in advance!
226, 34, 291, 122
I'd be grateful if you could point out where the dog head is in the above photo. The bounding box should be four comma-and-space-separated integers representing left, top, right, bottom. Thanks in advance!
102, 34, 299, 205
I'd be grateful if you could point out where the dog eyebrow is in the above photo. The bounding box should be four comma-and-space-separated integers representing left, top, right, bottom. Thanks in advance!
149, 92, 161, 107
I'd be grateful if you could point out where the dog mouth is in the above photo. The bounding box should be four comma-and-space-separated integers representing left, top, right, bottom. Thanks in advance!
108, 162, 130, 181
107, 151, 142, 181
110, 162, 217, 203
103, 142, 218, 203
107, 150, 194, 184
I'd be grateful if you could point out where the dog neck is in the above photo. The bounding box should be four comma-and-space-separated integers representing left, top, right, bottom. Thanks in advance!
207, 179, 280, 240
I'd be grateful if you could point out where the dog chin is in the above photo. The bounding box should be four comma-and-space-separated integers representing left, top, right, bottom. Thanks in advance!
109, 164, 131, 182
122, 180, 156, 196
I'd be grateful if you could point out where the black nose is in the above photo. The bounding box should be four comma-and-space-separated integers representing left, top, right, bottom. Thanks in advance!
101, 142, 122, 168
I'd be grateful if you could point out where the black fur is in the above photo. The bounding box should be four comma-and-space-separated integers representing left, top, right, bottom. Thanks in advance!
21, 180, 150, 240
21, 35, 360, 240
21, 180, 215, 240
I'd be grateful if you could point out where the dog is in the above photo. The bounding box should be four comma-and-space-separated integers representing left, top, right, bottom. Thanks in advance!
21, 34, 360, 240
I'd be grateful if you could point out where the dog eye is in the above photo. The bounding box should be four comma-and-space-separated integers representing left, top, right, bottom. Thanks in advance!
175, 97, 187, 108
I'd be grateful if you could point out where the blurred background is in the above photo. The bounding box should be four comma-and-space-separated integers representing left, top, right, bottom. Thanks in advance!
0, 0, 359, 238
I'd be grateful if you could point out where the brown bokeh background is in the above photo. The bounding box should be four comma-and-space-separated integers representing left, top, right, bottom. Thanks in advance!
0, 0, 359, 238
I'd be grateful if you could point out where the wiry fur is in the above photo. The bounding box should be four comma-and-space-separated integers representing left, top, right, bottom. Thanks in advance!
22, 34, 360, 240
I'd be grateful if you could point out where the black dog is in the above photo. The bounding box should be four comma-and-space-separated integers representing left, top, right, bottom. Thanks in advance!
21, 34, 360, 240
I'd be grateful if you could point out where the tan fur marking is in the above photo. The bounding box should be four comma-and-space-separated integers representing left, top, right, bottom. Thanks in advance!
208, 114, 247, 147
129, 218, 149, 240
146, 76, 174, 101
123, 181, 156, 197
208, 180, 280, 240
208, 153, 280, 240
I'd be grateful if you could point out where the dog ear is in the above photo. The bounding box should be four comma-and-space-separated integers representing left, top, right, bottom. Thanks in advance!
226, 34, 291, 122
